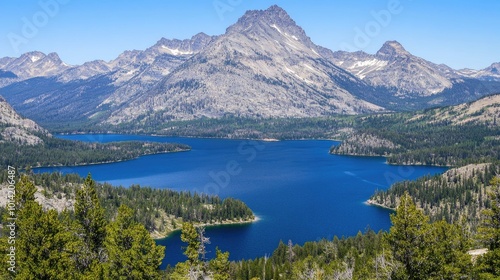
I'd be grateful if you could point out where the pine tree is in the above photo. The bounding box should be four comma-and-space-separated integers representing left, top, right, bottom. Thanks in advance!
16, 204, 77, 279
209, 247, 230, 280
180, 222, 200, 265
427, 220, 472, 279
171, 222, 203, 279
1, 175, 37, 278
8, 176, 78, 279
14, 174, 36, 209
478, 176, 500, 251
74, 174, 107, 276
476, 176, 500, 277
387, 192, 431, 280
104, 205, 165, 279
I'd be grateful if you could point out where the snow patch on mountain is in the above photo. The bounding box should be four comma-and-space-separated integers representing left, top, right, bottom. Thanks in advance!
161, 46, 194, 56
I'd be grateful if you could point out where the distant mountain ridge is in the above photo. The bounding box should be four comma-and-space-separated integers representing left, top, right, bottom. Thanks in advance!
332, 41, 456, 96
458, 62, 500, 81
0, 51, 69, 88
1, 5, 499, 129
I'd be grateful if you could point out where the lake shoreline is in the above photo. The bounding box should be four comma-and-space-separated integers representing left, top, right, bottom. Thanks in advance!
364, 199, 395, 211
152, 216, 260, 240
33, 147, 191, 169
330, 151, 453, 168
56, 132, 342, 143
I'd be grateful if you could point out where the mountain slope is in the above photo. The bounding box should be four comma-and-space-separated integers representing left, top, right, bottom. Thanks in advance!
1, 75, 116, 126
106, 5, 384, 124
411, 93, 500, 125
0, 34, 215, 128
99, 32, 215, 108
331, 41, 457, 96
0, 96, 47, 145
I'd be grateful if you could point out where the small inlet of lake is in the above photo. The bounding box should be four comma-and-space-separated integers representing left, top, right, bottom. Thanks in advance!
36, 134, 447, 267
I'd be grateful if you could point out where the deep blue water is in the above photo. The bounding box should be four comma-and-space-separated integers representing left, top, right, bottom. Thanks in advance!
36, 134, 447, 267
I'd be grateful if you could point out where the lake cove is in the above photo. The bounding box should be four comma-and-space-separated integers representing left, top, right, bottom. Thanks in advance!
37, 134, 447, 267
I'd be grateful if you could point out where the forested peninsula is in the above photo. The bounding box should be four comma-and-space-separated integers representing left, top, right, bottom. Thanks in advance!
0, 172, 255, 239
0, 134, 191, 168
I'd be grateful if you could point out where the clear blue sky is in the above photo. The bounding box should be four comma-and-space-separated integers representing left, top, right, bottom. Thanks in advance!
1, 0, 499, 70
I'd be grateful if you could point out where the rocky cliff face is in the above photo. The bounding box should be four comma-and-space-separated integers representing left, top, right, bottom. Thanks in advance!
0, 96, 47, 145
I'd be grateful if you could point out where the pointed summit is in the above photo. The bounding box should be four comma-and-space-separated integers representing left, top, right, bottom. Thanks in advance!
2, 51, 69, 79
486, 62, 500, 74
237, 5, 295, 25
226, 5, 309, 42
376, 40, 410, 58
46, 52, 64, 64
265, 4, 292, 19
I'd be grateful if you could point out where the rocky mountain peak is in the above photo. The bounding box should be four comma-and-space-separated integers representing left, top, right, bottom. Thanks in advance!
104, 5, 385, 124
46, 52, 64, 64
20, 51, 46, 63
330, 40, 458, 97
238, 5, 293, 25
487, 62, 500, 73
227, 5, 309, 42
376, 40, 410, 58
264, 4, 293, 21
0, 51, 69, 81
18, 51, 64, 65
154, 32, 214, 55
191, 32, 213, 43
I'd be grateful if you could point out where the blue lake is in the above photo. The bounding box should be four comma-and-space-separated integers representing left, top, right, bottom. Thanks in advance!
36, 134, 447, 267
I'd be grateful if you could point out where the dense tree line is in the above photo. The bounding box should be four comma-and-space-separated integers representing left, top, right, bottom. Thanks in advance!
97, 184, 254, 234
50, 116, 357, 140
331, 113, 500, 166
370, 162, 500, 232
145, 116, 355, 140
0, 172, 254, 236
165, 184, 500, 279
0, 134, 190, 168
0, 172, 254, 237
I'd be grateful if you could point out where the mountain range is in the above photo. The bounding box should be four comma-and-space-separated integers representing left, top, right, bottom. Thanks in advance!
1, 5, 499, 129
